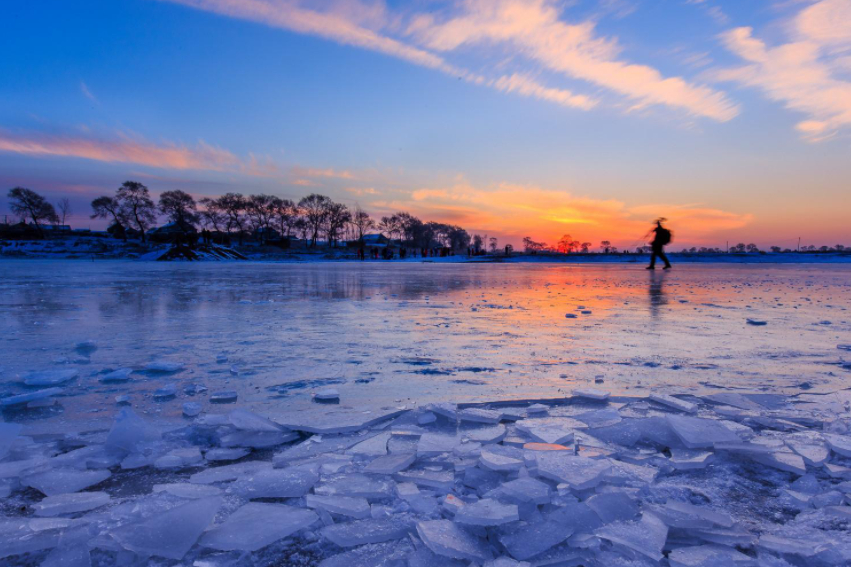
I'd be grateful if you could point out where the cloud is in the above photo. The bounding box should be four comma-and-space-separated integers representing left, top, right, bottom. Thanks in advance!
0, 129, 280, 176
345, 186, 378, 195
403, 179, 751, 246
162, 0, 734, 120
408, 0, 738, 121
80, 81, 98, 104
715, 0, 851, 141
290, 165, 355, 179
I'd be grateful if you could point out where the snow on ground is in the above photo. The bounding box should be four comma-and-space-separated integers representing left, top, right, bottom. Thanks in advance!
2, 261, 851, 565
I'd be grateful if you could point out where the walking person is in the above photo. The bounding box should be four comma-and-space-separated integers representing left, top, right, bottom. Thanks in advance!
646, 218, 672, 270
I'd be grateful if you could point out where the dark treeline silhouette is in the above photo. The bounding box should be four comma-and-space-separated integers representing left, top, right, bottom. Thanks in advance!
87, 182, 474, 253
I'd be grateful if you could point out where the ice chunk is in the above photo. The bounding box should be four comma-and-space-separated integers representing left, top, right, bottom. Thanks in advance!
458, 408, 502, 424
668, 544, 754, 567
228, 408, 281, 431
753, 450, 807, 474
416, 519, 491, 562
315, 388, 340, 401
210, 390, 237, 403
100, 368, 133, 382
595, 512, 668, 561
315, 474, 394, 499
153, 483, 223, 498
189, 460, 272, 484
666, 415, 740, 449
485, 558, 531, 567
112, 497, 221, 559
321, 518, 410, 547
229, 466, 318, 498
153, 384, 178, 399
523, 442, 570, 451
395, 469, 454, 491
586, 492, 639, 524
649, 393, 698, 413
145, 360, 184, 373
455, 498, 519, 526
498, 477, 551, 505
670, 448, 715, 470
466, 424, 507, 444
572, 388, 610, 401
757, 534, 819, 557
429, 402, 458, 421
0, 423, 22, 460
480, 448, 524, 472
364, 452, 416, 474
499, 506, 591, 560
306, 494, 371, 519
154, 447, 203, 469
535, 453, 611, 490
26, 468, 111, 496
40, 544, 91, 567
32, 491, 111, 516
1, 388, 63, 407
418, 411, 437, 425
516, 417, 586, 445
527, 403, 548, 416
22, 369, 78, 387
182, 402, 202, 417
651, 500, 734, 529
320, 540, 415, 567
220, 429, 298, 448
201, 502, 317, 551
418, 433, 462, 457
825, 434, 851, 458
347, 431, 391, 457
786, 441, 828, 466
205, 447, 249, 462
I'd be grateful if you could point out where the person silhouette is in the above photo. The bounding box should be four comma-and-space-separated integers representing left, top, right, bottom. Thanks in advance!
646, 218, 672, 270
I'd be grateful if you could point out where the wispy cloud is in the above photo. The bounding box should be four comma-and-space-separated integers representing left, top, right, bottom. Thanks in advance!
80, 81, 98, 104
0, 129, 280, 176
407, 0, 738, 121
290, 165, 355, 179
715, 0, 851, 141
161, 0, 735, 120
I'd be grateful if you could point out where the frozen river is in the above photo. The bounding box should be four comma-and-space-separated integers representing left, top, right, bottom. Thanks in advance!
2, 260, 850, 430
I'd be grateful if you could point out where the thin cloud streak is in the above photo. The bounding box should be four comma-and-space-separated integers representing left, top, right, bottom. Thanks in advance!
0, 130, 280, 176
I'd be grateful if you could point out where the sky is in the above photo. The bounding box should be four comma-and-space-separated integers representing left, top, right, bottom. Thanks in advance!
1, 0, 850, 250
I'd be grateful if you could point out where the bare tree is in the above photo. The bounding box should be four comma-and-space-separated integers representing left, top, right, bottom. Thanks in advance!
600, 240, 611, 253
325, 202, 351, 247
57, 198, 72, 226
271, 198, 299, 239
158, 190, 198, 227
91, 196, 127, 240
350, 206, 375, 243
116, 181, 157, 243
489, 237, 498, 253
298, 193, 332, 247
245, 194, 276, 241
214, 193, 247, 245
8, 187, 59, 237
198, 198, 227, 232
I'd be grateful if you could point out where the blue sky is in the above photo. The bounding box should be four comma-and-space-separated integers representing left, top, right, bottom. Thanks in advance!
1, 0, 850, 248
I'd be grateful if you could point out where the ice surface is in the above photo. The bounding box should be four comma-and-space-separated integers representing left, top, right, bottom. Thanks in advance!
651, 500, 734, 529
315, 474, 394, 499
595, 513, 668, 561
480, 448, 525, 472
230, 466, 318, 498
22, 369, 78, 386
455, 498, 519, 526
229, 407, 283, 431
418, 432, 462, 456
315, 388, 340, 401
586, 492, 639, 524
347, 431, 391, 457
668, 544, 754, 567
459, 408, 503, 423
26, 468, 111, 496
210, 390, 238, 403
182, 401, 202, 417
497, 477, 551, 505
395, 468, 455, 491
364, 452, 415, 474
516, 417, 585, 445
572, 388, 610, 401
201, 502, 317, 551
32, 491, 111, 516
321, 518, 410, 547
112, 496, 221, 559
666, 415, 740, 448
417, 519, 492, 562
205, 447, 250, 461
1, 388, 63, 407
152, 482, 223, 498
649, 394, 698, 413
535, 452, 611, 490
306, 494, 371, 518
826, 434, 851, 458
498, 506, 589, 560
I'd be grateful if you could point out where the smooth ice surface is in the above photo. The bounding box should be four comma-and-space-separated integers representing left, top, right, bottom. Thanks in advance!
201, 502, 317, 551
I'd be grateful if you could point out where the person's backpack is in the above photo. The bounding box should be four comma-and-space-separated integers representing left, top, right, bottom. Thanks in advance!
657, 228, 672, 246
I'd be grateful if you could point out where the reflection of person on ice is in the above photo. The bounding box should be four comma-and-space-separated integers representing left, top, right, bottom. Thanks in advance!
646, 218, 672, 270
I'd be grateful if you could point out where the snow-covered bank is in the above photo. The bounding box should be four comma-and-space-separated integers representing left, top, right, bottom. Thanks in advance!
2, 391, 851, 566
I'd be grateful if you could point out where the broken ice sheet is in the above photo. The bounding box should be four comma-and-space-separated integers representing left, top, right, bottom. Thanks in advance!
32, 491, 111, 516
454, 498, 519, 526
595, 512, 668, 561
26, 468, 111, 496
417, 519, 492, 562
201, 502, 318, 552
112, 496, 221, 559
321, 518, 410, 547
229, 465, 318, 498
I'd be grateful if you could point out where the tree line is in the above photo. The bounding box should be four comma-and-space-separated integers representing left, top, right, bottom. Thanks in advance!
78, 181, 477, 251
